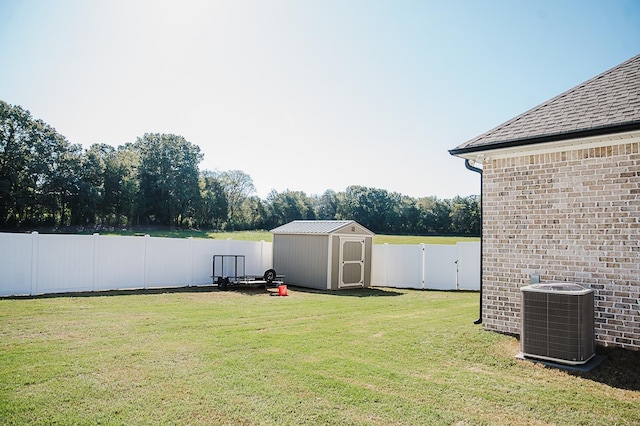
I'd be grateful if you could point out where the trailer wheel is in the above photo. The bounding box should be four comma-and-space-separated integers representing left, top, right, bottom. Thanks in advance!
217, 277, 229, 291
263, 269, 276, 284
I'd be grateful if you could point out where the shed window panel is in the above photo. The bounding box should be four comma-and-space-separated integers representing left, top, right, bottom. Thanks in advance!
343, 240, 364, 262
342, 263, 363, 284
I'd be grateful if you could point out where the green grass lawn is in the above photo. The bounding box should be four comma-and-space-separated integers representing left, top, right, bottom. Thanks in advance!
1, 287, 638, 425
90, 228, 478, 245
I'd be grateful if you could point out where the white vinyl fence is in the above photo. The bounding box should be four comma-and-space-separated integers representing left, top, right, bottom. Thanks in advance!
0, 232, 479, 297
371, 242, 480, 290
0, 232, 272, 297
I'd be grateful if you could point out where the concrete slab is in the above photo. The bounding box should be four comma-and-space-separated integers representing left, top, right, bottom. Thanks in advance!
515, 353, 606, 373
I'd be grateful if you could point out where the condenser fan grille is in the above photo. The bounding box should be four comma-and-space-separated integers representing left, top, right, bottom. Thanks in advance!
521, 283, 595, 365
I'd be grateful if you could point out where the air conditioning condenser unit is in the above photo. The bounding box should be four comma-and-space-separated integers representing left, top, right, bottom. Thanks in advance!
520, 283, 595, 365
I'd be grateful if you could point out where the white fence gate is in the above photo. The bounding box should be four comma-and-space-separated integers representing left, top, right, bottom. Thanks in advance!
0, 232, 479, 297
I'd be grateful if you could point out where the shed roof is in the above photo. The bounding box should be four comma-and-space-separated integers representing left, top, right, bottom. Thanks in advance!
449, 54, 640, 156
271, 220, 373, 235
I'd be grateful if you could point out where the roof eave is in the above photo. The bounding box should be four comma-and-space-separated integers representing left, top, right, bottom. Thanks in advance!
449, 121, 640, 157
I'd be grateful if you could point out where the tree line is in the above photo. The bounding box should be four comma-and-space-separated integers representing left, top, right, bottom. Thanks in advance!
0, 100, 480, 235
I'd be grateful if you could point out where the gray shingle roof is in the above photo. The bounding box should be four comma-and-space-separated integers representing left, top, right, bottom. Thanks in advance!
271, 220, 357, 234
450, 54, 640, 155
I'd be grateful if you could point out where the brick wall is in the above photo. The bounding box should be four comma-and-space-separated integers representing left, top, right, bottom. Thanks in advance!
482, 142, 640, 350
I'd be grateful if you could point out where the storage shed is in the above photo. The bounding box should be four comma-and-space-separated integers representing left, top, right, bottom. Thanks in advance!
271, 220, 374, 290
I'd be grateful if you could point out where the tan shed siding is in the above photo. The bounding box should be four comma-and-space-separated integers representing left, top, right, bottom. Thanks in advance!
273, 234, 329, 289
330, 236, 340, 290
365, 237, 372, 286
482, 142, 640, 350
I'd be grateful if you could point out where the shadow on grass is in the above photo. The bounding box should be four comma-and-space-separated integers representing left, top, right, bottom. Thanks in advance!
283, 286, 404, 297
0, 284, 262, 299
522, 343, 640, 392
1, 284, 406, 300
574, 346, 640, 391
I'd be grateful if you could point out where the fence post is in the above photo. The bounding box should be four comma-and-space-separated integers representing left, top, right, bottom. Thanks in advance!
30, 231, 39, 296
92, 233, 100, 292
420, 243, 426, 290
383, 243, 389, 287
188, 237, 193, 287
144, 234, 150, 290
260, 240, 265, 274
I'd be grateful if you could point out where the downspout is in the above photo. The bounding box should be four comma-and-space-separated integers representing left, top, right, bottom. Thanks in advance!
464, 159, 483, 325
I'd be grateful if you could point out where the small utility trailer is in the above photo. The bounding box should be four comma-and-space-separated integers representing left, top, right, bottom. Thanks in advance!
212, 254, 284, 290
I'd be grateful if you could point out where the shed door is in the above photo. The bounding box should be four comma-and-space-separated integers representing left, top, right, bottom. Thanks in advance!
339, 237, 365, 288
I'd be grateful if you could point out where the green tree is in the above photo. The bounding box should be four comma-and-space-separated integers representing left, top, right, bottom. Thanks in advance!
135, 133, 202, 227
104, 144, 140, 226
70, 143, 110, 225
314, 189, 338, 220
216, 170, 256, 230
31, 119, 82, 227
2, 100, 482, 234
1, 101, 84, 228
417, 196, 452, 234
450, 195, 481, 236
0, 101, 34, 227
265, 189, 316, 228
239, 196, 267, 230
389, 195, 420, 234
198, 170, 228, 229
336, 186, 396, 233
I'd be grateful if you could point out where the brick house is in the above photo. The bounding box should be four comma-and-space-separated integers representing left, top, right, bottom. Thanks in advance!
449, 54, 640, 351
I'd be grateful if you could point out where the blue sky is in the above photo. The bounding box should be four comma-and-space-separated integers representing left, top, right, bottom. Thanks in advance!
1, 0, 639, 199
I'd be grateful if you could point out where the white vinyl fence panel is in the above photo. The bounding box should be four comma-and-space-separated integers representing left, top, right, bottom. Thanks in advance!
0, 233, 34, 296
371, 242, 480, 291
0, 232, 478, 297
456, 242, 481, 290
35, 234, 96, 294
145, 236, 191, 289
371, 244, 424, 289
96, 235, 147, 291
